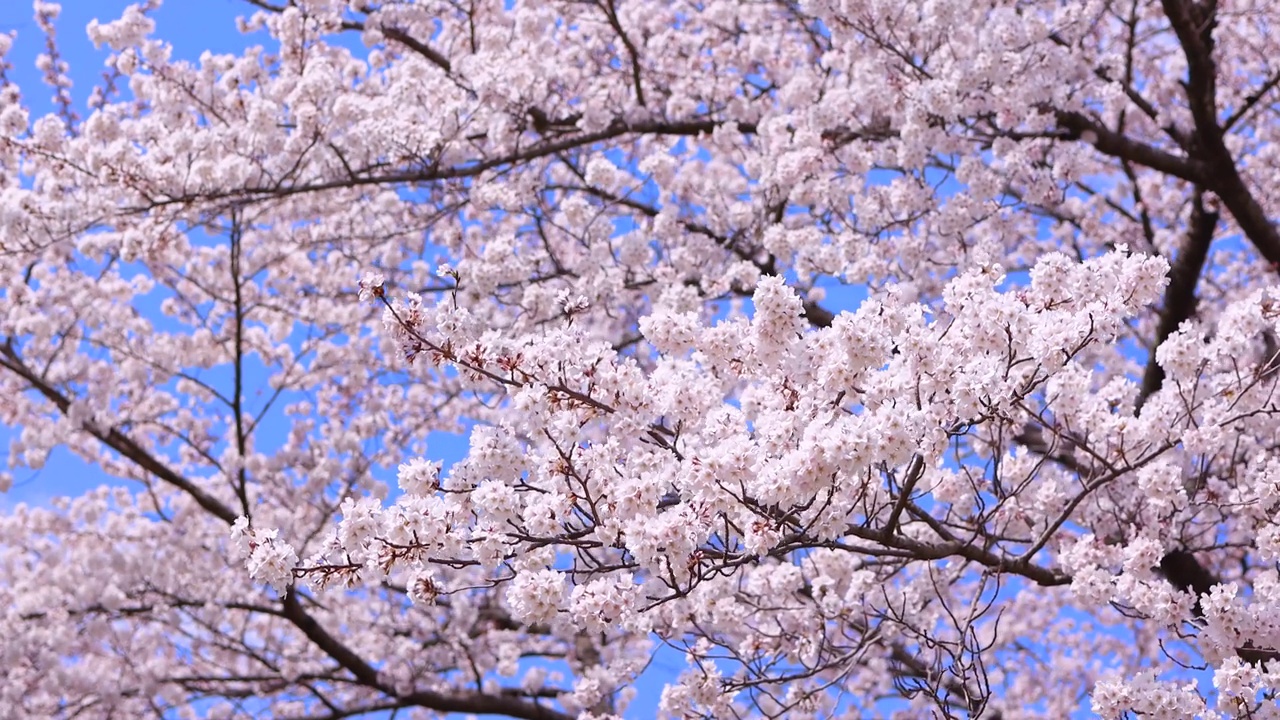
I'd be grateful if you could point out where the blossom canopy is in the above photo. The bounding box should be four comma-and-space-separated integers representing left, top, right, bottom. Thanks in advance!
3, 0, 1280, 718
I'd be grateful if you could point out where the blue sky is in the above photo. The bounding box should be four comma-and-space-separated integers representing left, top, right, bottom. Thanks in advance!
0, 1, 355, 508
0, 5, 691, 716
0, 4, 1146, 717
1, 2, 254, 504
0, 1, 874, 509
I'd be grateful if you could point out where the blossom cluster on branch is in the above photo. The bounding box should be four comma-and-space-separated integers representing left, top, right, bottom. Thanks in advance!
4, 0, 1280, 717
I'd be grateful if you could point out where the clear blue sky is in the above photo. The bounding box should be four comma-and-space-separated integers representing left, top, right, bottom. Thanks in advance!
5, 4, 1236, 718
0, 5, 691, 717
1, 2, 388, 509
2, 2, 271, 506
0, 0, 869, 506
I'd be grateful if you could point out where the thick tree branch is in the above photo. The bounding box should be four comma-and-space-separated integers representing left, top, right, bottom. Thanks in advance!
0, 341, 572, 720
1136, 189, 1217, 412
1053, 109, 1209, 184
242, 0, 455, 73
138, 117, 758, 210
1161, 0, 1221, 142
377, 26, 453, 74
281, 590, 574, 720
1048, 19, 1193, 151
228, 211, 252, 518
1199, 159, 1280, 267
596, 0, 646, 107
0, 342, 240, 524
1159, 0, 1280, 267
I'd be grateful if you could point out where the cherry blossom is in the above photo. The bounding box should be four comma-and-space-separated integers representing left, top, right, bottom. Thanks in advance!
4, 0, 1280, 717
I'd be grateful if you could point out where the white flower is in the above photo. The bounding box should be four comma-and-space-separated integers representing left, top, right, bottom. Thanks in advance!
396, 457, 441, 495
337, 496, 383, 556
228, 516, 253, 561
507, 568, 564, 625
358, 270, 385, 302
246, 529, 298, 594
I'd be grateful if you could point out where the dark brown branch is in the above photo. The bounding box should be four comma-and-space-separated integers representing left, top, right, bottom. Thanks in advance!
840, 523, 1069, 587
0, 342, 240, 524
228, 210, 252, 518
1199, 160, 1280, 268
803, 300, 835, 328
1161, 0, 1221, 142
1159, 0, 1280, 267
242, 0, 454, 73
379, 27, 453, 74
1136, 189, 1217, 412
1048, 25, 1192, 151
138, 117, 758, 210
1222, 69, 1280, 132
1053, 109, 1209, 184
280, 588, 574, 720
1157, 549, 1218, 612
596, 0, 646, 107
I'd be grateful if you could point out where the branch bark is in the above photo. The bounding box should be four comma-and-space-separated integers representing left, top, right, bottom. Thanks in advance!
1135, 189, 1217, 412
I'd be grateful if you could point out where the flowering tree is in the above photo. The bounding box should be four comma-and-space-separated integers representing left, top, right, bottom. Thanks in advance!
7, 0, 1280, 716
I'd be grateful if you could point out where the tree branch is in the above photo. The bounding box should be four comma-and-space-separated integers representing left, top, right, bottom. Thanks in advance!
138, 117, 758, 210
0, 342, 240, 524
1136, 189, 1217, 412
1053, 109, 1209, 184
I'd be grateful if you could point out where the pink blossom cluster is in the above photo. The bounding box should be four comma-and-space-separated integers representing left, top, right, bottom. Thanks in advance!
2, 0, 1280, 717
